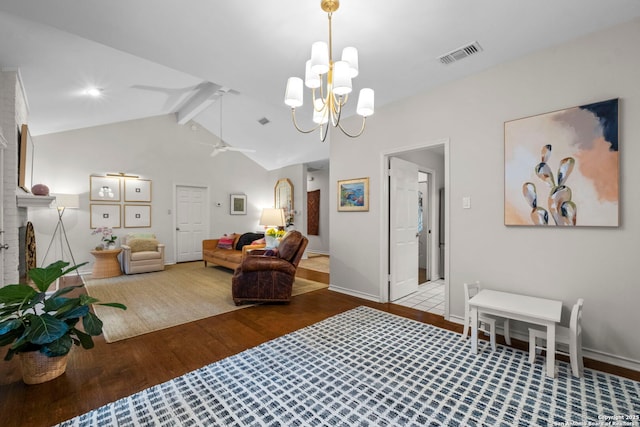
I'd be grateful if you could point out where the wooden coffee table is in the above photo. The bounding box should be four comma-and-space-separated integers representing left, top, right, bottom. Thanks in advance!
90, 248, 122, 279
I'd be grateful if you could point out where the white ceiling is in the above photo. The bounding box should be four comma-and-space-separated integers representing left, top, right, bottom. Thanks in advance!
1, 1, 639, 170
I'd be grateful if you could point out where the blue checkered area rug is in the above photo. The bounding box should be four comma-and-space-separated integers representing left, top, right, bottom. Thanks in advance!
58, 306, 639, 427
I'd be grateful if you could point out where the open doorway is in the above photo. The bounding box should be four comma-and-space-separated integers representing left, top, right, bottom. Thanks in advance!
383, 139, 449, 318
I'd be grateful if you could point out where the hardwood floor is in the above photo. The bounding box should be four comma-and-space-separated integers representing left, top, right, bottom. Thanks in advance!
1, 278, 638, 426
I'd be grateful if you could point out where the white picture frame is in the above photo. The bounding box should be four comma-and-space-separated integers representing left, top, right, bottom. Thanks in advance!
90, 176, 121, 202
124, 179, 152, 202
124, 204, 151, 228
90, 204, 121, 228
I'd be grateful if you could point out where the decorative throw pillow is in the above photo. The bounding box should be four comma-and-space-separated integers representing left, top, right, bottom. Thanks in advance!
128, 238, 159, 253
217, 236, 235, 250
235, 232, 265, 251
251, 238, 266, 245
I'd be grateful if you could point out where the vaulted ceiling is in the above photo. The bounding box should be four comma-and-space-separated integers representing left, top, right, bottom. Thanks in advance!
1, 1, 639, 170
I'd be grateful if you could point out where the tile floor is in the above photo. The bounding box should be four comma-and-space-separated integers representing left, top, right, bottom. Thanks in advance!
394, 280, 446, 316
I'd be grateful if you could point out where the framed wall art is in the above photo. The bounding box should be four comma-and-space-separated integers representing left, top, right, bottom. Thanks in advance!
90, 204, 121, 228
338, 177, 369, 212
90, 176, 121, 201
230, 194, 247, 215
124, 204, 151, 228
504, 98, 619, 227
124, 179, 152, 202
18, 124, 34, 192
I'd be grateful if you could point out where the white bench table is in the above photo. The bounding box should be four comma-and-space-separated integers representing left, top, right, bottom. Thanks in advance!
469, 289, 562, 378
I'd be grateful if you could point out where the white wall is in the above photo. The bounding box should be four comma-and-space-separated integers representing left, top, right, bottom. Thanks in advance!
1, 70, 29, 284
29, 114, 271, 270
306, 168, 330, 254
330, 18, 640, 367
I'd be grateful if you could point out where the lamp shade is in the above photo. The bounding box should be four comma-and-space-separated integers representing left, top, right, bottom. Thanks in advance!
356, 88, 375, 117
284, 77, 304, 107
310, 41, 329, 75
53, 193, 80, 209
304, 60, 321, 89
331, 61, 352, 96
313, 98, 329, 124
341, 47, 359, 78
259, 208, 286, 227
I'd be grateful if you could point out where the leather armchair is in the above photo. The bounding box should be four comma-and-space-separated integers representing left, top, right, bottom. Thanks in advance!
120, 233, 165, 274
231, 230, 308, 305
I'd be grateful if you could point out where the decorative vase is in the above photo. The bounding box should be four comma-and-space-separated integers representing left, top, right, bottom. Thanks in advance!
19, 351, 69, 384
265, 236, 277, 249
31, 184, 50, 196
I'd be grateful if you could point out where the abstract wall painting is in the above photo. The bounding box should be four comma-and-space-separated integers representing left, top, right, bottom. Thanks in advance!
338, 178, 369, 212
504, 98, 619, 227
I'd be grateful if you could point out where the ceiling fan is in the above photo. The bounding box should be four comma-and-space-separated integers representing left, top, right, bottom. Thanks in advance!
209, 142, 255, 158
209, 94, 256, 158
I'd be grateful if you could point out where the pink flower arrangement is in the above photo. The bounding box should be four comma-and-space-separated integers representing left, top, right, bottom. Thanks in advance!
92, 226, 117, 245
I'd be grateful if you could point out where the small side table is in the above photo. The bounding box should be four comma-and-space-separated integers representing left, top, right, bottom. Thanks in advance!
90, 249, 123, 279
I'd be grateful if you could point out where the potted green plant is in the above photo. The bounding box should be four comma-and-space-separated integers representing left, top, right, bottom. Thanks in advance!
0, 261, 126, 384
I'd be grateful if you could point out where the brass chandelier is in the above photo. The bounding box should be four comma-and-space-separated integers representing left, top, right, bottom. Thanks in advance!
284, 0, 374, 142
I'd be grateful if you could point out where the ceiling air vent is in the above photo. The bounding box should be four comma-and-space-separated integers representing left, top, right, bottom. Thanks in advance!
438, 41, 482, 65
257, 117, 270, 125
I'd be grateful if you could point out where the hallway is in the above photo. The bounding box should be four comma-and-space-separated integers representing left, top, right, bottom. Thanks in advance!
394, 280, 445, 316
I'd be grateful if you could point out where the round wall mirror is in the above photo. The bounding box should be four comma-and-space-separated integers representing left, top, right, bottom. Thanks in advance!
274, 178, 294, 226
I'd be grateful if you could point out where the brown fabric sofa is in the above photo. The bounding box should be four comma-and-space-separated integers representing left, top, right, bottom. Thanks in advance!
202, 232, 265, 270
231, 230, 309, 305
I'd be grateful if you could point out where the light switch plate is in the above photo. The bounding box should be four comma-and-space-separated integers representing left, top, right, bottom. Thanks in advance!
463, 197, 471, 209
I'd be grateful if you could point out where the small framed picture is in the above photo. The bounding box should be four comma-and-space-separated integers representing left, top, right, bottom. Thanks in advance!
90, 176, 121, 201
124, 204, 151, 228
338, 177, 369, 212
230, 194, 247, 215
124, 179, 152, 202
90, 204, 121, 228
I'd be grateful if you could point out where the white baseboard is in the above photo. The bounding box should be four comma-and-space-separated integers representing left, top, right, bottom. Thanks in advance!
328, 284, 380, 302
448, 314, 640, 372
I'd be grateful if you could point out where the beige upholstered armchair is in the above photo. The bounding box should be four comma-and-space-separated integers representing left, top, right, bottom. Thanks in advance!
120, 233, 165, 274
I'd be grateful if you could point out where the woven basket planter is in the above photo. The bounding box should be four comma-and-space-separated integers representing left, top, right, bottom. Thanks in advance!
19, 351, 69, 384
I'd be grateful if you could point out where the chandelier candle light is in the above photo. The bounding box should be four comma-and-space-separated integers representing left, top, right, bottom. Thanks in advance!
284, 0, 374, 141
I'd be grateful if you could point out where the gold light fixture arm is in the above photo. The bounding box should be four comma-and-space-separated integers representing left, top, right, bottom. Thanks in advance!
290, 108, 323, 134
337, 116, 367, 138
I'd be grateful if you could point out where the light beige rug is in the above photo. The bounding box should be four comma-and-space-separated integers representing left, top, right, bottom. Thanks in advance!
298, 254, 330, 274
84, 262, 328, 343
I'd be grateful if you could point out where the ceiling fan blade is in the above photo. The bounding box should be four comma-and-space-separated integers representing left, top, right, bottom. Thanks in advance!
210, 149, 221, 157
225, 147, 255, 153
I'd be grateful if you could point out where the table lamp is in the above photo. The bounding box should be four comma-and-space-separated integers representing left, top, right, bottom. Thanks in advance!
259, 208, 286, 230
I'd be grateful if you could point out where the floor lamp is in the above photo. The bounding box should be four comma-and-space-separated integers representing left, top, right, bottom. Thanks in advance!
41, 193, 80, 274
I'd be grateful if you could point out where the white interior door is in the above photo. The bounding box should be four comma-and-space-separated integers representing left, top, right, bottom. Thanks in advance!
176, 185, 208, 262
389, 157, 419, 301
418, 172, 431, 283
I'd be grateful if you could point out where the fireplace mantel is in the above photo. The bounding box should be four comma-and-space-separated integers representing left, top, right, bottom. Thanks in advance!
16, 193, 55, 208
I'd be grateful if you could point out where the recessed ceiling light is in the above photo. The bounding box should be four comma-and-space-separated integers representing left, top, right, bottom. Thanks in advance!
85, 87, 103, 97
